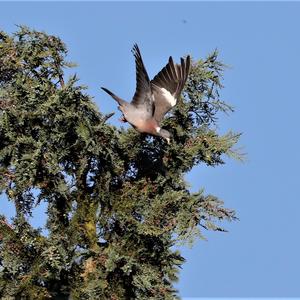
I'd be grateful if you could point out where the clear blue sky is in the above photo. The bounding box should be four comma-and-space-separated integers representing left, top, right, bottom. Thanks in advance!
1, 1, 300, 298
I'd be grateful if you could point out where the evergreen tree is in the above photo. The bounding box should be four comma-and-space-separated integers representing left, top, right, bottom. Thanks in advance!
0, 27, 241, 299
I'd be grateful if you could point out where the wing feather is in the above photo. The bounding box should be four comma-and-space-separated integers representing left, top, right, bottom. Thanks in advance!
131, 44, 153, 116
151, 55, 191, 123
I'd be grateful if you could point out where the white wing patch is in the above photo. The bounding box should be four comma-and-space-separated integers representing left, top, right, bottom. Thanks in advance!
160, 88, 177, 107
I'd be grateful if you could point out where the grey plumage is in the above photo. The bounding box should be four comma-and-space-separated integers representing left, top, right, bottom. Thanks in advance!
101, 44, 190, 143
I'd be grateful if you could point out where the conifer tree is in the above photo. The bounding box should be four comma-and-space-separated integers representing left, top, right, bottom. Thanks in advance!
0, 27, 241, 299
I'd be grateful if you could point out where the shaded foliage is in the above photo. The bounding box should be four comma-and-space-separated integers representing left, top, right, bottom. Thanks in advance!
0, 27, 240, 299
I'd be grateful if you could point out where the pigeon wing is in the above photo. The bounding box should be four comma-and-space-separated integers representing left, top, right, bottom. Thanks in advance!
151, 55, 190, 123
131, 44, 154, 117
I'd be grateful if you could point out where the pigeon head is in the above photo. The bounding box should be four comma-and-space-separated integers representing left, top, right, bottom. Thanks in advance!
158, 128, 172, 144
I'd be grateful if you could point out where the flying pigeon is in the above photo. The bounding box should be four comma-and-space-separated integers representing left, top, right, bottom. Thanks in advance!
101, 44, 191, 143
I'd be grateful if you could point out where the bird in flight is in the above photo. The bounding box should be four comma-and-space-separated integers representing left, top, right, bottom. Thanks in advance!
101, 44, 190, 143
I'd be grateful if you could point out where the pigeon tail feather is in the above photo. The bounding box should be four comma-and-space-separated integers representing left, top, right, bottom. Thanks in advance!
101, 87, 127, 106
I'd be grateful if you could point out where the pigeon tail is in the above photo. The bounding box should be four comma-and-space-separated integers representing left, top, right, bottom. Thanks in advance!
101, 87, 127, 106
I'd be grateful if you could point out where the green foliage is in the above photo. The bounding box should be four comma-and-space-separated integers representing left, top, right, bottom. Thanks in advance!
0, 27, 241, 299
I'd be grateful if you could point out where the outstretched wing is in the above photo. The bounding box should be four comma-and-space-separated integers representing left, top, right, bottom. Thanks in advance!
131, 44, 154, 117
151, 55, 190, 123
